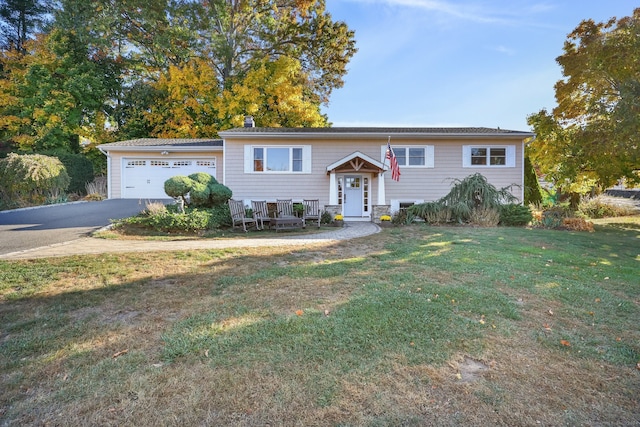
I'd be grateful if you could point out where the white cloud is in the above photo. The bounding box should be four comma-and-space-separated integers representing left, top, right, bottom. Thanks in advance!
491, 45, 516, 55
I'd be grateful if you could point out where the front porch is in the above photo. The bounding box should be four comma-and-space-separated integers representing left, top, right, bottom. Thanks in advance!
325, 151, 391, 222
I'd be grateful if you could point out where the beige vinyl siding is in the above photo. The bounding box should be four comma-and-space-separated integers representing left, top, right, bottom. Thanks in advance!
224, 135, 525, 207
383, 139, 523, 203
106, 150, 223, 198
225, 137, 384, 207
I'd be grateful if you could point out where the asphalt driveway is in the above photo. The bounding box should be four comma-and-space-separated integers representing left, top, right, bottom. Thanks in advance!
0, 199, 171, 256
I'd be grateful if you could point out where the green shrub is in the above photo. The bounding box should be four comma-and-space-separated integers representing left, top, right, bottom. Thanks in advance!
577, 196, 637, 219
408, 201, 450, 224
164, 176, 195, 200
189, 172, 217, 186
540, 207, 567, 229
320, 211, 332, 224
499, 204, 533, 226
408, 174, 520, 226
441, 173, 517, 223
189, 182, 210, 207
149, 209, 211, 233
469, 207, 500, 226
209, 204, 232, 228
52, 152, 94, 195
0, 153, 70, 207
208, 183, 232, 206
391, 209, 416, 225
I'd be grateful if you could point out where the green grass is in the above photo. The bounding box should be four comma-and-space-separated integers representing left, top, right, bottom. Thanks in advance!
1, 220, 639, 425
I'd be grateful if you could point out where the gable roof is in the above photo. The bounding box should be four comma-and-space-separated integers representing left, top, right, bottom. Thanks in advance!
326, 151, 387, 174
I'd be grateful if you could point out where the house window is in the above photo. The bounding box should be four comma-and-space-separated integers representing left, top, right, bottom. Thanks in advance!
463, 146, 515, 167
382, 145, 434, 167
196, 160, 216, 168
246, 146, 310, 173
399, 202, 415, 212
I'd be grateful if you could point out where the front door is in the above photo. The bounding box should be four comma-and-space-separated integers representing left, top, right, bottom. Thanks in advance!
343, 175, 363, 217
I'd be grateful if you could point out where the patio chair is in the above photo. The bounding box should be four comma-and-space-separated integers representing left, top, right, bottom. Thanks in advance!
302, 199, 321, 228
276, 199, 295, 218
228, 199, 257, 232
251, 200, 271, 230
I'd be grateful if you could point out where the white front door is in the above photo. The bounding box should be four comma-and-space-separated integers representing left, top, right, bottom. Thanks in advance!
343, 175, 363, 217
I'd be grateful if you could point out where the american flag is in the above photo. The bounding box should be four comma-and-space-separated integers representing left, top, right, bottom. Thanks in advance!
386, 141, 401, 181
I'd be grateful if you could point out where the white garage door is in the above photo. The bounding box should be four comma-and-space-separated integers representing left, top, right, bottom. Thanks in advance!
122, 158, 217, 199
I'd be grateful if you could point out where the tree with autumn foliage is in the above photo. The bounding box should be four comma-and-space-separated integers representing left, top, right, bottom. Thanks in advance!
527, 8, 640, 193
217, 56, 327, 128
0, 0, 356, 159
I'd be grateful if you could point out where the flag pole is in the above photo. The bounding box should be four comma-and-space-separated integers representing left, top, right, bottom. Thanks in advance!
382, 136, 390, 170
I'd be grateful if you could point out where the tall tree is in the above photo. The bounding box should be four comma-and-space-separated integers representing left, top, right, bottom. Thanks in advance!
528, 8, 640, 189
0, 30, 116, 152
217, 55, 327, 128
191, 0, 356, 104
0, 0, 48, 52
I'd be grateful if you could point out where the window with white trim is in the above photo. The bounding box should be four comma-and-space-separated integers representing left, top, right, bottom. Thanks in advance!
463, 145, 515, 167
381, 145, 434, 167
245, 145, 311, 173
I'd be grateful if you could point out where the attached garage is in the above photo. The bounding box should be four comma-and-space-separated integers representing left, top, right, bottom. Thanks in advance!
98, 138, 224, 199
121, 158, 217, 198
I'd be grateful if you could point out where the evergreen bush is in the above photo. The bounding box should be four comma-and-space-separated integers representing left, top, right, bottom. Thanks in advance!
164, 175, 195, 202
0, 153, 70, 207
189, 172, 217, 186
53, 152, 94, 195
408, 173, 521, 226
208, 183, 232, 206
499, 204, 533, 226
189, 182, 211, 206
524, 156, 542, 205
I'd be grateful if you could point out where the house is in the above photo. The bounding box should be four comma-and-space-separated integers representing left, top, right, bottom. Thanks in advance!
98, 122, 534, 221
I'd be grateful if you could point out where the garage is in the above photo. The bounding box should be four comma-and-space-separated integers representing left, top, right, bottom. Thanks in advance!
97, 138, 224, 199
122, 158, 217, 199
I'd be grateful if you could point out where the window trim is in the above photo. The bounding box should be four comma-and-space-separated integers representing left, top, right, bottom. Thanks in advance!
244, 145, 312, 174
462, 145, 515, 168
380, 145, 435, 168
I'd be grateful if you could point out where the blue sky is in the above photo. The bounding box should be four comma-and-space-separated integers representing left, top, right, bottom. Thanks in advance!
321, 1, 635, 131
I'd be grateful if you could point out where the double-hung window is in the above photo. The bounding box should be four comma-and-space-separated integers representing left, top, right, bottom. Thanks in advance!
245, 145, 311, 173
463, 145, 515, 167
381, 145, 434, 168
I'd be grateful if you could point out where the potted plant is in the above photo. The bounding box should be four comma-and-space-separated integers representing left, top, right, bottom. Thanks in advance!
379, 214, 392, 227
333, 214, 344, 227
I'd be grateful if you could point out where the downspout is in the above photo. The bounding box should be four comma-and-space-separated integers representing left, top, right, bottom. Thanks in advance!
98, 146, 112, 199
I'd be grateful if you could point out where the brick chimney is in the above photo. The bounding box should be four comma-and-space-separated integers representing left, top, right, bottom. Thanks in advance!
244, 115, 255, 128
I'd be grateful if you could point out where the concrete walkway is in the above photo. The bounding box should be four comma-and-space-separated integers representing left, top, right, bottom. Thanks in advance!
0, 222, 381, 260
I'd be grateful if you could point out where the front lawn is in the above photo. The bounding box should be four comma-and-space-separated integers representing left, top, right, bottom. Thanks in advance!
1, 220, 638, 425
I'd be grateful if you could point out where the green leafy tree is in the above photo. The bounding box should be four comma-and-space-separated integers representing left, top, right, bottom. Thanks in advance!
191, 0, 356, 104
0, 0, 48, 52
0, 30, 117, 153
524, 156, 542, 205
528, 8, 640, 190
